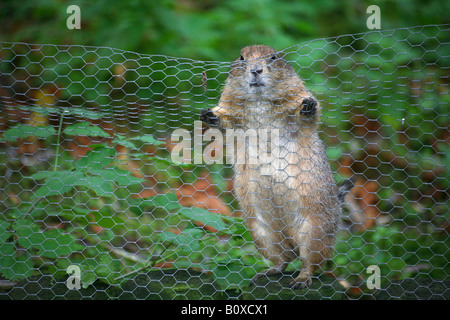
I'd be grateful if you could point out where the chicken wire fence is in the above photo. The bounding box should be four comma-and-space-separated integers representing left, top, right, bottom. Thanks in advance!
0, 24, 448, 300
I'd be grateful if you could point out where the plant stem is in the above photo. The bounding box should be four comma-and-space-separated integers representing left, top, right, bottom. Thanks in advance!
26, 110, 65, 216
53, 110, 65, 172
87, 235, 145, 264
113, 245, 177, 281
25, 196, 43, 216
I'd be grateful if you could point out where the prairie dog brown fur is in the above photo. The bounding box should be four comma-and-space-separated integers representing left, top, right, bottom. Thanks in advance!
200, 45, 353, 289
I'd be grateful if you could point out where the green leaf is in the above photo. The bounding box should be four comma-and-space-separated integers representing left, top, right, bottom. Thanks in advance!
14, 219, 84, 258
221, 215, 251, 240
11, 254, 35, 280
211, 258, 251, 289
13, 218, 40, 237
158, 228, 203, 254
0, 221, 12, 242
97, 167, 145, 186
2, 124, 56, 141
17, 231, 45, 252
0, 243, 15, 261
0, 245, 34, 281
95, 254, 114, 278
112, 134, 136, 149
63, 122, 109, 138
75, 146, 116, 170
32, 171, 84, 197
152, 156, 195, 168
178, 207, 229, 232
101, 255, 123, 284
17, 106, 104, 120
208, 165, 229, 194
18, 106, 58, 116
40, 229, 85, 258
326, 148, 341, 160
128, 192, 181, 215
132, 135, 165, 146
77, 254, 123, 286
66, 108, 105, 120
33, 169, 118, 197
76, 175, 114, 197
80, 261, 97, 289
91, 210, 124, 229
151, 192, 180, 210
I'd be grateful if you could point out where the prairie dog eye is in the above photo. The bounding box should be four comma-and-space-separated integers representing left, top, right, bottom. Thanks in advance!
240, 55, 245, 61
270, 54, 278, 61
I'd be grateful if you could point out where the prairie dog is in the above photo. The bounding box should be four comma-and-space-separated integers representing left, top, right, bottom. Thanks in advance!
200, 45, 353, 289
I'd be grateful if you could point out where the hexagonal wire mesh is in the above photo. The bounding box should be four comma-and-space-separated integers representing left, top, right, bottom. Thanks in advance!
0, 24, 448, 300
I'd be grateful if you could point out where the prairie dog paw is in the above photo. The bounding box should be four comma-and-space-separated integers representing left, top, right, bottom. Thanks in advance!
200, 108, 220, 126
300, 97, 317, 116
289, 273, 312, 289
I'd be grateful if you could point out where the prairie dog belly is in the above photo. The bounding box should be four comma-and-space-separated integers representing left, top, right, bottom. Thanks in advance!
235, 148, 305, 231
234, 126, 334, 234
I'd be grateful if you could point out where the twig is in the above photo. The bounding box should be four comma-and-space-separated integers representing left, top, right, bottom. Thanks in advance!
53, 109, 65, 172
113, 245, 177, 281
87, 235, 145, 264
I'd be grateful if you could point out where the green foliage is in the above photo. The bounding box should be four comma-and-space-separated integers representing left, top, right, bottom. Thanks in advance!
2, 124, 56, 141
333, 226, 450, 290
2, 0, 448, 60
0, 217, 84, 280
0, 111, 255, 289
0, 1, 448, 295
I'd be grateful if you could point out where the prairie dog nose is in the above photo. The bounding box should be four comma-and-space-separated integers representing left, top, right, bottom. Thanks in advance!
251, 67, 263, 75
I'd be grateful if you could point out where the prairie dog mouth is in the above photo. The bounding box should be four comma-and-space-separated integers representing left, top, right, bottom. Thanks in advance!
248, 74, 266, 87
248, 67, 266, 88
249, 81, 264, 87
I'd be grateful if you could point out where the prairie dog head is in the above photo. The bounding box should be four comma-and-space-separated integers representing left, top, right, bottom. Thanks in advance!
227, 45, 298, 100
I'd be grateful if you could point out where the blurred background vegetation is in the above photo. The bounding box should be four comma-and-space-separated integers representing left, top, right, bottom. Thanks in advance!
1, 0, 448, 60
0, 0, 448, 298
